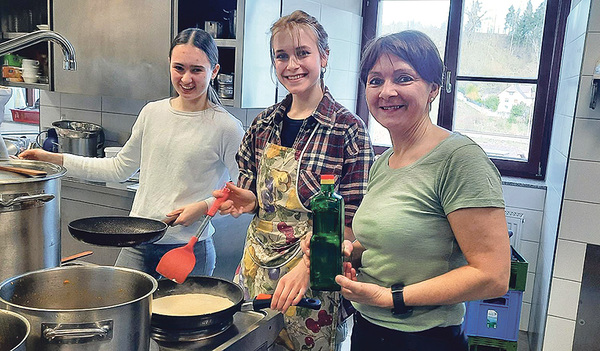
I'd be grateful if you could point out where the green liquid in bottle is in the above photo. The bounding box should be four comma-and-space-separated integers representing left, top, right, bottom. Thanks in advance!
310, 175, 344, 291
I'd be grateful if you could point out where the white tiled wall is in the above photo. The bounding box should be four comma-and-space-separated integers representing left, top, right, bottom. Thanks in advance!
541, 0, 597, 349
502, 181, 546, 332
543, 316, 576, 351
553, 239, 586, 282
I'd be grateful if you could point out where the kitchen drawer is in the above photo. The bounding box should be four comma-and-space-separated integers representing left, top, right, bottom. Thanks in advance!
62, 178, 134, 211
60, 178, 134, 265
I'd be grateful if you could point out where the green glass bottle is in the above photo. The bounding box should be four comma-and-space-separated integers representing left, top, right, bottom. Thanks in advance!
310, 174, 344, 291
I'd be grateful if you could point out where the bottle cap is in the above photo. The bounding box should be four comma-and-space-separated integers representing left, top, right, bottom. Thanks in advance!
320, 174, 334, 184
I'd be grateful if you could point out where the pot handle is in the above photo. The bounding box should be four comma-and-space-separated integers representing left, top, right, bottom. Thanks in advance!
0, 193, 54, 207
36, 129, 48, 148
42, 320, 113, 344
97, 130, 105, 157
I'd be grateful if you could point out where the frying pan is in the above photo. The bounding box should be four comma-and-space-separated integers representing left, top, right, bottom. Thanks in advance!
151, 276, 321, 331
68, 216, 171, 247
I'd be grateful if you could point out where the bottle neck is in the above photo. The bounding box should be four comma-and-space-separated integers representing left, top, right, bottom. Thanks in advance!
320, 183, 334, 193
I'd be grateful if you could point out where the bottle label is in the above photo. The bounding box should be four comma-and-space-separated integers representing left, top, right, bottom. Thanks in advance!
486, 309, 498, 329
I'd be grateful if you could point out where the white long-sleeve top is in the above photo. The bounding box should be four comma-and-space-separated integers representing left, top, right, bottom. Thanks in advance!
63, 98, 245, 244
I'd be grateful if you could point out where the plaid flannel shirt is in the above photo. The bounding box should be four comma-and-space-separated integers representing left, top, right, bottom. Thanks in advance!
237, 88, 374, 226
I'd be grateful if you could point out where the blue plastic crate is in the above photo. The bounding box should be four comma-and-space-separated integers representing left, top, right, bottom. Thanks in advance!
464, 290, 523, 341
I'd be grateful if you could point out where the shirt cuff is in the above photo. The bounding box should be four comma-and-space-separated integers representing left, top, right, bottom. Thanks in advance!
203, 196, 216, 209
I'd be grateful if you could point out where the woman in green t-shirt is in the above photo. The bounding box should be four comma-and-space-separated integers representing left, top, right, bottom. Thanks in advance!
304, 30, 511, 351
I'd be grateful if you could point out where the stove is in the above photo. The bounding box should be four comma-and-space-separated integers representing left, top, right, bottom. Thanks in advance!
149, 309, 284, 351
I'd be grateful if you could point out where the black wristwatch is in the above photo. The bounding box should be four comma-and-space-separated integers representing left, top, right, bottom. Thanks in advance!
391, 283, 413, 317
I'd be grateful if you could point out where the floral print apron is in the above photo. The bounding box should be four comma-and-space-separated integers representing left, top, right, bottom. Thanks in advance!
235, 142, 340, 351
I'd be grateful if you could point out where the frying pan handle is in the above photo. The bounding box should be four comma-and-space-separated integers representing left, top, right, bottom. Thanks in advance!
163, 214, 178, 226
296, 297, 322, 310
61, 250, 93, 264
252, 294, 322, 310
252, 294, 273, 310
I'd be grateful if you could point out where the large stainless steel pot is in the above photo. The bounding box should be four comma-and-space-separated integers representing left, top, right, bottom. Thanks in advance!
0, 159, 66, 283
0, 309, 29, 351
0, 266, 157, 351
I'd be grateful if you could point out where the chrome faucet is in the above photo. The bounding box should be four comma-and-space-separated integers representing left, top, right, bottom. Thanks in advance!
0, 30, 76, 71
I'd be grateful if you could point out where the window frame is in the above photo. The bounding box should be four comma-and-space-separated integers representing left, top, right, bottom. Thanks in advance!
357, 0, 571, 179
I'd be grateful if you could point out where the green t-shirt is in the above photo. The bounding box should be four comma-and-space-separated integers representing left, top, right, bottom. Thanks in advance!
353, 132, 504, 332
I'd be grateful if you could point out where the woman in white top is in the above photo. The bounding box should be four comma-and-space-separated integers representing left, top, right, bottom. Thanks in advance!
19, 28, 245, 278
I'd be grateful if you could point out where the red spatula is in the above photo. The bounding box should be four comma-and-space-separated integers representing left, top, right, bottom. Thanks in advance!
156, 186, 231, 283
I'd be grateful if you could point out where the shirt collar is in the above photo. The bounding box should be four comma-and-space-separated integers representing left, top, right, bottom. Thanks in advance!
274, 87, 336, 128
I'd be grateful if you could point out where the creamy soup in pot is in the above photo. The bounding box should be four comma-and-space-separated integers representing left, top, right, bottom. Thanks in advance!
152, 293, 235, 316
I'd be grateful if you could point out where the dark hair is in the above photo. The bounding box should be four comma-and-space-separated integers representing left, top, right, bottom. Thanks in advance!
360, 30, 444, 87
270, 10, 329, 86
170, 28, 221, 105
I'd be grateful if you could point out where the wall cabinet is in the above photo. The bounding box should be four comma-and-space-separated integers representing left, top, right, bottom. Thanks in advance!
52, 0, 172, 101
0, 0, 51, 90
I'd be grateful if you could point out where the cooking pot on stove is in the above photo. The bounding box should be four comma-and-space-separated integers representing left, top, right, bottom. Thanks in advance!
0, 309, 29, 351
0, 159, 66, 283
0, 265, 157, 351
48, 120, 105, 157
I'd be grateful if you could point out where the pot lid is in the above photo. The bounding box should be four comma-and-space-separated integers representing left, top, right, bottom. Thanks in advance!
0, 159, 66, 184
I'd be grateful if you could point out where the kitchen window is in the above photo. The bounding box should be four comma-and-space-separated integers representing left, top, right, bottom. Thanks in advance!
358, 0, 570, 179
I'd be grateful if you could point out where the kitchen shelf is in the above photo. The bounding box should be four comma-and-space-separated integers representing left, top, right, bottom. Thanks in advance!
2, 32, 30, 40
1, 79, 49, 90
214, 39, 237, 48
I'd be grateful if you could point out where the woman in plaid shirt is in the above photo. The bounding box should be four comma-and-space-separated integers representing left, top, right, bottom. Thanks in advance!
215, 10, 374, 351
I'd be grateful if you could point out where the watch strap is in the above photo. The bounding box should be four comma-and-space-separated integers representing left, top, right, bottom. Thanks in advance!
391, 283, 413, 317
